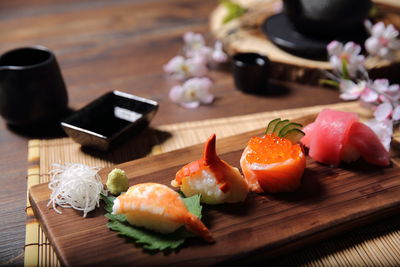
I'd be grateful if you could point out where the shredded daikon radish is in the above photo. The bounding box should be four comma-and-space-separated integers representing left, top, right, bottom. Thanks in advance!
47, 163, 107, 217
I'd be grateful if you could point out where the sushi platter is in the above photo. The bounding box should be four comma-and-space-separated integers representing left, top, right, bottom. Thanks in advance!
29, 114, 400, 266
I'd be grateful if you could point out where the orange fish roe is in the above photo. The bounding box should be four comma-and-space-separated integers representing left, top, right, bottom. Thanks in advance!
246, 134, 303, 164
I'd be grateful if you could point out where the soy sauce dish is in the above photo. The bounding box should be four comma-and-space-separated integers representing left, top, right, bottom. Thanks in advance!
61, 91, 158, 151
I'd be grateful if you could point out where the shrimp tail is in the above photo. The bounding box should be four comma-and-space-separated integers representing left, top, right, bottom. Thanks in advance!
203, 134, 220, 165
184, 214, 214, 243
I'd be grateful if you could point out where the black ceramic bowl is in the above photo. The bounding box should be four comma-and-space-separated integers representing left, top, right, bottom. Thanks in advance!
61, 90, 158, 151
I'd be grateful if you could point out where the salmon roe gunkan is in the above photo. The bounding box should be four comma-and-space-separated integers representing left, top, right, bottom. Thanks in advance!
246, 135, 303, 164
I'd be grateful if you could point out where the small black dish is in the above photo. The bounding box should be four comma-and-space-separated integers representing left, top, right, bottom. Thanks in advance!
232, 53, 270, 94
61, 90, 158, 151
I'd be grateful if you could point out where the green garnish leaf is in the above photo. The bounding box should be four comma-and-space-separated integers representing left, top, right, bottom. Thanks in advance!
221, 0, 247, 24
265, 118, 281, 135
279, 122, 303, 138
182, 194, 202, 219
319, 79, 340, 88
341, 59, 350, 80
101, 194, 115, 213
273, 119, 290, 135
107, 220, 187, 250
283, 128, 306, 143
102, 194, 203, 251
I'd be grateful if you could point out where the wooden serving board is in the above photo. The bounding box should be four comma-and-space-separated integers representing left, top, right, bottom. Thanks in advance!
29, 115, 400, 266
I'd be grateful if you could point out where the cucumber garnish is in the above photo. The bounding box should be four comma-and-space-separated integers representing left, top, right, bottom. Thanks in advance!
283, 128, 305, 143
265, 118, 281, 135
273, 120, 290, 135
279, 122, 303, 137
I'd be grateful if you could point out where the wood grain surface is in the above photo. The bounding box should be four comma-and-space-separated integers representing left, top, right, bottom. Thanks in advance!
0, 1, 346, 264
29, 115, 400, 266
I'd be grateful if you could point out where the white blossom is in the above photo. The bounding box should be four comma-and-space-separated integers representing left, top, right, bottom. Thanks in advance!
374, 102, 392, 121
169, 77, 214, 108
339, 80, 367, 100
327, 41, 365, 78
365, 21, 400, 60
371, 79, 400, 102
163, 55, 208, 81
183, 32, 212, 59
364, 119, 393, 151
211, 41, 228, 63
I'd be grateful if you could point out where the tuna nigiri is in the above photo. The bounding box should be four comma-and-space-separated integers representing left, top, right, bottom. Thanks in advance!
113, 183, 213, 242
301, 109, 390, 167
240, 119, 306, 193
171, 134, 248, 204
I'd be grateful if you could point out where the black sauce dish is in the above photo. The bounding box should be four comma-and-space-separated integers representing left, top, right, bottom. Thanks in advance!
61, 90, 158, 151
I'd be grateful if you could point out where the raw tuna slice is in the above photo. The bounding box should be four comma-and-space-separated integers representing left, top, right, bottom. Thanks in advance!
347, 122, 390, 166
301, 122, 315, 147
304, 109, 359, 166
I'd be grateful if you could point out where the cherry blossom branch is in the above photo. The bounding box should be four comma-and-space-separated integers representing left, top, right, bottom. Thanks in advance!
322, 20, 400, 150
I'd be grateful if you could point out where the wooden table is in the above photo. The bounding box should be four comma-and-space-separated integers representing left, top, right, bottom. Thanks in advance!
0, 0, 343, 265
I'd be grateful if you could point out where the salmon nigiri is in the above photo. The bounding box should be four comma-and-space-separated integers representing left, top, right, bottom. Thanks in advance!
171, 134, 248, 204
240, 119, 306, 193
113, 183, 213, 242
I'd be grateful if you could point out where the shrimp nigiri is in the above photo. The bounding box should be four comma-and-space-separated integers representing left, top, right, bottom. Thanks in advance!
240, 119, 306, 193
171, 134, 248, 204
113, 183, 213, 242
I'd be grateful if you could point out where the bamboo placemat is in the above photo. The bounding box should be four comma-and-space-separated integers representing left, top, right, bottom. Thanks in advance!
24, 102, 400, 266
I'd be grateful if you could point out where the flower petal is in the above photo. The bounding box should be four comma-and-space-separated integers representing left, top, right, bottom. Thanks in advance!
365, 37, 380, 54
344, 42, 361, 55
181, 101, 200, 109
169, 85, 184, 103
361, 88, 379, 103
327, 41, 342, 56
392, 105, 400, 120
364, 119, 393, 151
371, 22, 385, 36
374, 102, 393, 121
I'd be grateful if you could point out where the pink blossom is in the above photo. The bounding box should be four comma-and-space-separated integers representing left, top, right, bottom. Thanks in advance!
163, 55, 208, 81
327, 41, 365, 78
339, 80, 366, 100
364, 119, 393, 151
392, 105, 400, 120
374, 102, 392, 121
365, 21, 400, 60
211, 41, 228, 63
169, 77, 214, 108
371, 79, 400, 102
183, 32, 212, 59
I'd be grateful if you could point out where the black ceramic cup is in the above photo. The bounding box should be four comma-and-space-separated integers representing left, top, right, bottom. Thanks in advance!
0, 46, 68, 126
232, 53, 270, 94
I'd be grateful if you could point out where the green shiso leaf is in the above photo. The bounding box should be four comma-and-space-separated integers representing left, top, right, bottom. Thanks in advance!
101, 194, 115, 213
221, 0, 247, 24
102, 194, 203, 251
